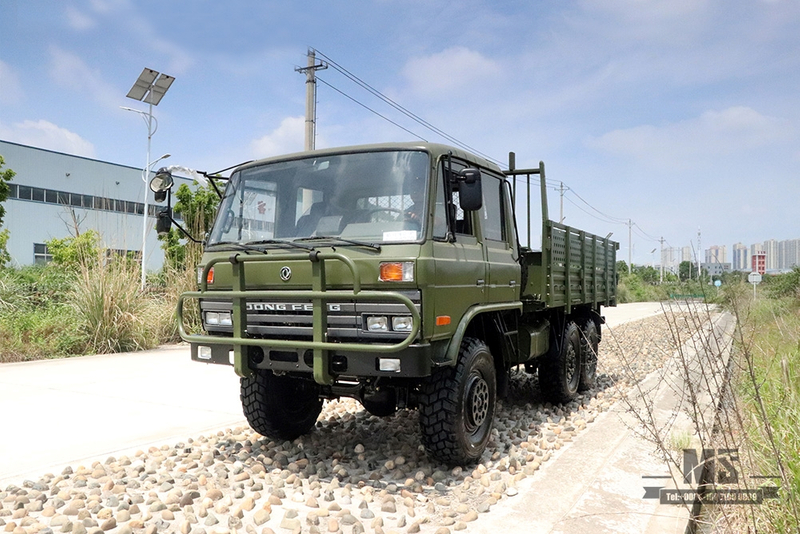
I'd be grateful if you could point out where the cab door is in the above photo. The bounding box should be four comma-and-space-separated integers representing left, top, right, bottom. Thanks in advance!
430, 159, 486, 340
480, 173, 520, 304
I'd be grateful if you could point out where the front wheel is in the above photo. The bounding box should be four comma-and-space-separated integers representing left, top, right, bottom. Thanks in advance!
240, 369, 323, 441
419, 338, 496, 465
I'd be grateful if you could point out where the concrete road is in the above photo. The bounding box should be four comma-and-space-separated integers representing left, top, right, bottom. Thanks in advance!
0, 345, 244, 488
603, 301, 664, 327
0, 302, 664, 489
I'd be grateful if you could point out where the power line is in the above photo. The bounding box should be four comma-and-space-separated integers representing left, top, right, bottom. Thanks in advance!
308, 48, 673, 252
633, 222, 661, 242
312, 48, 503, 166
565, 188, 628, 225
316, 76, 427, 142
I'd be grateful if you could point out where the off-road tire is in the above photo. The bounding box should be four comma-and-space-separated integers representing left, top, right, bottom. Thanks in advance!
578, 318, 599, 391
419, 337, 496, 465
240, 369, 323, 441
538, 321, 582, 404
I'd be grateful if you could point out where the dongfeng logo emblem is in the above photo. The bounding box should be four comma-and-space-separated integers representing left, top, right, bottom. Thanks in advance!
279, 266, 292, 281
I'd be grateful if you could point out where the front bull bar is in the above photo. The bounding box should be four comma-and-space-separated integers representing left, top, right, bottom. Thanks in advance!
177, 251, 421, 386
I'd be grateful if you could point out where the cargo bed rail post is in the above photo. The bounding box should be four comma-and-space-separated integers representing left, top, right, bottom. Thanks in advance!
504, 153, 618, 311
177, 252, 421, 385
504, 152, 547, 250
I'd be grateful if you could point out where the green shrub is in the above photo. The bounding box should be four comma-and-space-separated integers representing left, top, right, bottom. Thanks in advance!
46, 230, 101, 268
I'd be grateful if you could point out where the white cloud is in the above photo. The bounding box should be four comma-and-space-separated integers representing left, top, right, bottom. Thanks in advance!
401, 47, 501, 98
250, 117, 307, 158
588, 107, 794, 164
0, 120, 96, 157
65, 6, 96, 31
47, 46, 120, 108
0, 60, 23, 104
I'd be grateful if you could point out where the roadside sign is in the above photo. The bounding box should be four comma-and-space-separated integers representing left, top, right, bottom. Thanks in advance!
748, 272, 762, 299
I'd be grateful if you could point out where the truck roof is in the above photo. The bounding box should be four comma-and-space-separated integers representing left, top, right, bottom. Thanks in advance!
237, 142, 504, 175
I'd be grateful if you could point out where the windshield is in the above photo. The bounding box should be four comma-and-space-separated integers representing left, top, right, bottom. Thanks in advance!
208, 150, 430, 246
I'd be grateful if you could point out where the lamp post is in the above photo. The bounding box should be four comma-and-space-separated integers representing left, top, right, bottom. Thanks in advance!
123, 68, 175, 290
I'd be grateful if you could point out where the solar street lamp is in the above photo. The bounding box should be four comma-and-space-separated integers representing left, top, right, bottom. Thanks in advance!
122, 68, 175, 290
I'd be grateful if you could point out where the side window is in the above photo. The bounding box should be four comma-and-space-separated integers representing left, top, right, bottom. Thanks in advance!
433, 171, 448, 239
434, 157, 475, 237
481, 174, 504, 241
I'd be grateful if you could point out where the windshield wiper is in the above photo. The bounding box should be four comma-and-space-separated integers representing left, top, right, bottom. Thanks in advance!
205, 241, 268, 254
244, 239, 315, 251
296, 235, 381, 251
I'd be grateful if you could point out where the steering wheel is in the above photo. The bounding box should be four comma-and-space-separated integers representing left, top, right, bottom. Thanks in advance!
367, 208, 421, 230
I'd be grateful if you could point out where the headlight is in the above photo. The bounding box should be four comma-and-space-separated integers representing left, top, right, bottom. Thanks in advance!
197, 266, 214, 285
205, 311, 231, 327
392, 316, 413, 332
379, 262, 414, 282
366, 316, 389, 331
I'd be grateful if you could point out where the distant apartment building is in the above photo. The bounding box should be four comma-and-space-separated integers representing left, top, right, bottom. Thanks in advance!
752, 252, 766, 275
780, 239, 800, 270
732, 242, 749, 271
661, 247, 678, 273
763, 239, 779, 271
705, 245, 727, 265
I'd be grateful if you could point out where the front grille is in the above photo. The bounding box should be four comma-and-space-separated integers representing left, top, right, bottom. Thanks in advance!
200, 291, 420, 341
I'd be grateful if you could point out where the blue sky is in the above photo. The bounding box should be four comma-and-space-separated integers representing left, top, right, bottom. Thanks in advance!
1, 0, 799, 265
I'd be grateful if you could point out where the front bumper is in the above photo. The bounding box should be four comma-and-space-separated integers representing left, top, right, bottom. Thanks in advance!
190, 341, 432, 378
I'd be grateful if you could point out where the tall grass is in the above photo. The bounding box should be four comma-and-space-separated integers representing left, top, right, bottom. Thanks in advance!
727, 293, 800, 533
0, 249, 198, 362
69, 254, 165, 354
0, 266, 83, 361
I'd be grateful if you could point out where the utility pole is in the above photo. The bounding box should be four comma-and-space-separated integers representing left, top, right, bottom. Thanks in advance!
559, 182, 565, 224
697, 227, 702, 280
659, 236, 665, 283
295, 49, 328, 151
628, 219, 633, 274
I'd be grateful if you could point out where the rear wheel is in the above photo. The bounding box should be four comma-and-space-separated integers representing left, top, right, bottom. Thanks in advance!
539, 321, 582, 403
578, 318, 600, 391
419, 338, 496, 465
240, 369, 323, 440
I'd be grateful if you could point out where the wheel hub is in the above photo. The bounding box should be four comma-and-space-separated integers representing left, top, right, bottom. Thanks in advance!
566, 344, 577, 382
466, 375, 490, 430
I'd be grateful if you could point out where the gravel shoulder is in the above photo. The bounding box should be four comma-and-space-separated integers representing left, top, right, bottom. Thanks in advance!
1, 303, 708, 534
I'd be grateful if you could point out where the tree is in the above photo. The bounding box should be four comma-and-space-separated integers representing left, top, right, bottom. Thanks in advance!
158, 179, 222, 270
0, 155, 15, 267
679, 260, 693, 281
633, 264, 660, 284
46, 230, 101, 268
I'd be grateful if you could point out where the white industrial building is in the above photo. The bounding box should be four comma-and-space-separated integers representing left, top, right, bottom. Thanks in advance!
1, 139, 167, 270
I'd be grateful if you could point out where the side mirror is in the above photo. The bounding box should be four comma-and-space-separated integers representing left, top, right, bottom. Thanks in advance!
458, 168, 482, 211
149, 168, 174, 203
155, 207, 172, 236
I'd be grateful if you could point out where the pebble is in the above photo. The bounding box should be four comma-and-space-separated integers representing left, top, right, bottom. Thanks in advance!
0, 313, 690, 534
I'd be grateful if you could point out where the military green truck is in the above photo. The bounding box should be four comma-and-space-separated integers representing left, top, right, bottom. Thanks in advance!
152, 142, 618, 465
